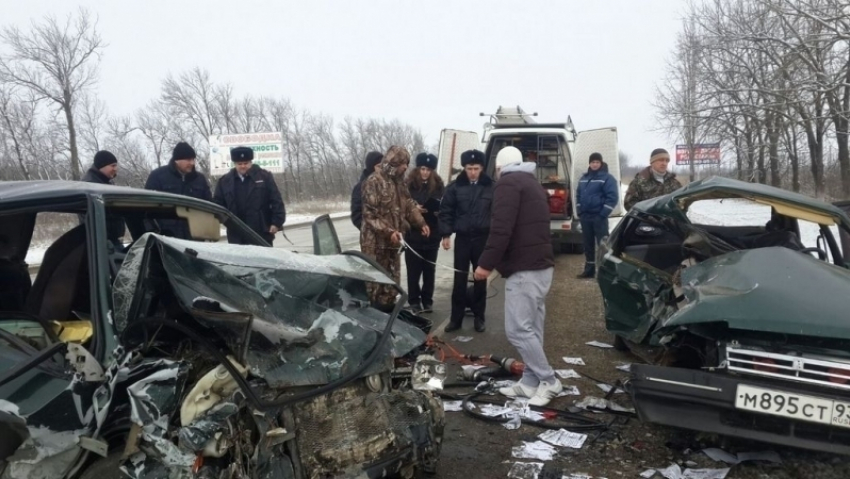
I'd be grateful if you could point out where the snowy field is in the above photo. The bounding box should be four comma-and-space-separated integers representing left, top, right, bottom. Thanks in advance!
687, 198, 843, 253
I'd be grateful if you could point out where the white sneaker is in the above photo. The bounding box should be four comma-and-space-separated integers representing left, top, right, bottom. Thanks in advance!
528, 380, 563, 407
499, 381, 537, 398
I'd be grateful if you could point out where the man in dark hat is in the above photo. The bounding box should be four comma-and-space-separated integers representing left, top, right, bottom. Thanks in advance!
351, 151, 384, 230
145, 141, 213, 238
624, 148, 682, 211
81, 150, 125, 247
213, 146, 286, 245
438, 149, 493, 333
575, 152, 619, 279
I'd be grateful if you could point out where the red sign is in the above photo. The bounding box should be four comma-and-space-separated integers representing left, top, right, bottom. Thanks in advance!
676, 143, 721, 165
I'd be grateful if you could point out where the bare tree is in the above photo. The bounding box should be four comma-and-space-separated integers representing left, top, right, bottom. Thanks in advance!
0, 8, 104, 180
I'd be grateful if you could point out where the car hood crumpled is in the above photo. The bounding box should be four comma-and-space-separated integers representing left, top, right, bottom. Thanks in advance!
112, 233, 427, 388
663, 247, 850, 340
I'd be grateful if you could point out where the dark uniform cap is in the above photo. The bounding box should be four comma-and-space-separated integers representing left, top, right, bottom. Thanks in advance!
230, 146, 254, 162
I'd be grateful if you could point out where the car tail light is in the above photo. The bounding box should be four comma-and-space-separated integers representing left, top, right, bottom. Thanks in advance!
828, 367, 850, 385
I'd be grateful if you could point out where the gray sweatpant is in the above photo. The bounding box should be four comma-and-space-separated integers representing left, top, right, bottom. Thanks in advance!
504, 267, 556, 386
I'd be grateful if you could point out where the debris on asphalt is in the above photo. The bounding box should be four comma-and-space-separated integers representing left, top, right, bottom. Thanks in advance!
443, 400, 463, 412
575, 396, 635, 413
454, 336, 474, 342
555, 369, 582, 379
649, 463, 730, 479
538, 428, 588, 449
702, 448, 783, 465
557, 385, 581, 396
504, 414, 522, 430
596, 383, 625, 394
615, 363, 632, 372
585, 341, 614, 349
507, 461, 544, 479
511, 441, 558, 461
563, 357, 586, 365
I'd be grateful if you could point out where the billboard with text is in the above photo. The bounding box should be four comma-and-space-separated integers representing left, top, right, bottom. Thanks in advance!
209, 132, 284, 176
675, 143, 721, 165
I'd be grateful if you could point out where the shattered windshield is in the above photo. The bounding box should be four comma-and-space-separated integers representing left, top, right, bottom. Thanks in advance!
113, 234, 426, 388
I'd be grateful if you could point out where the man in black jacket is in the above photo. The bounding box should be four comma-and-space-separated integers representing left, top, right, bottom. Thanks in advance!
213, 146, 286, 245
81, 150, 125, 247
145, 142, 212, 239
351, 151, 383, 230
439, 149, 493, 333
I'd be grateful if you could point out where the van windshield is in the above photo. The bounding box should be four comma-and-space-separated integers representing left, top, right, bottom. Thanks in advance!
487, 134, 568, 187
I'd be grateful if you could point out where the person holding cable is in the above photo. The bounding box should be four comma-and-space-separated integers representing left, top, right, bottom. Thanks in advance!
404, 152, 445, 314
439, 149, 493, 333
361, 146, 430, 312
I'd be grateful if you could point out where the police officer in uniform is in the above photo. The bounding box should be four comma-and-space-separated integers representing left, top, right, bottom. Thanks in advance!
213, 146, 286, 245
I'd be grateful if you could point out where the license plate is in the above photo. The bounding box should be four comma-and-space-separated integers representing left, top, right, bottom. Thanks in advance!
735, 384, 850, 429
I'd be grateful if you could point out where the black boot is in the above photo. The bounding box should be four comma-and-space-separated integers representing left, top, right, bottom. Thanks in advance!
576, 264, 595, 279
474, 316, 486, 332
444, 321, 462, 333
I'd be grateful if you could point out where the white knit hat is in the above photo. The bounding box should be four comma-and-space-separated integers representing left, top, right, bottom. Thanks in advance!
495, 146, 522, 168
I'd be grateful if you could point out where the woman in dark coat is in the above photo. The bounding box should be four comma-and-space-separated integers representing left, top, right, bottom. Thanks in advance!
404, 153, 445, 313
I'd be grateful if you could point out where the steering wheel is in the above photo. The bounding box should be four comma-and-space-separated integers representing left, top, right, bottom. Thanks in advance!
799, 246, 828, 261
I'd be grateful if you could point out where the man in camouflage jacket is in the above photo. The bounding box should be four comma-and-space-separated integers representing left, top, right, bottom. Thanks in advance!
624, 148, 683, 211
361, 146, 430, 311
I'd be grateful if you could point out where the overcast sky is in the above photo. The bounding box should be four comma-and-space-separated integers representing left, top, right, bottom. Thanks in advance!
6, 0, 687, 168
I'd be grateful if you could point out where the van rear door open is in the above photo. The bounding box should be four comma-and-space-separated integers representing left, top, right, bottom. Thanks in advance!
573, 127, 622, 218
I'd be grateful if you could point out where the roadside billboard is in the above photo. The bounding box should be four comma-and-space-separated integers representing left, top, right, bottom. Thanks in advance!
675, 143, 721, 166
209, 132, 284, 176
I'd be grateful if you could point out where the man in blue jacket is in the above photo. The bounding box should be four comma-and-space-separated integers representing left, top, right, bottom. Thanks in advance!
576, 152, 619, 278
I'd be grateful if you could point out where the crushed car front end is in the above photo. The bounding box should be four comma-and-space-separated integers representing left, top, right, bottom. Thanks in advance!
1, 231, 444, 479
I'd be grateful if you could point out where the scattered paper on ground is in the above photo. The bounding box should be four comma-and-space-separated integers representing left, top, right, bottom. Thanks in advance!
480, 404, 513, 417
563, 357, 586, 366
615, 363, 632, 372
702, 448, 782, 465
507, 462, 544, 479
555, 369, 581, 379
655, 463, 730, 479
586, 341, 614, 349
557, 385, 581, 397
443, 400, 463, 412
512, 441, 558, 461
454, 336, 473, 342
538, 428, 587, 449
641, 470, 656, 478
596, 383, 625, 394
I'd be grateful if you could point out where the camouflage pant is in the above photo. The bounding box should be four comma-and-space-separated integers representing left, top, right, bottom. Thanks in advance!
367, 246, 402, 309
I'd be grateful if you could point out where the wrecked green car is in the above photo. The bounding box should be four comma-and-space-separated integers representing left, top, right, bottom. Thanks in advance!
598, 176, 850, 454
0, 181, 444, 478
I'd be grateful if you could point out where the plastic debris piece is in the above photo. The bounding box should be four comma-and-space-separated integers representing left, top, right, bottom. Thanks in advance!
586, 341, 614, 349
503, 414, 522, 430
640, 470, 656, 478
563, 357, 586, 365
538, 428, 587, 449
575, 396, 635, 413
702, 448, 781, 465
555, 369, 581, 379
443, 400, 463, 412
615, 363, 632, 372
596, 383, 625, 394
557, 385, 581, 397
507, 462, 544, 479
511, 441, 557, 461
454, 336, 473, 342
